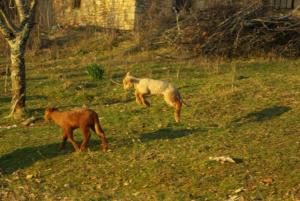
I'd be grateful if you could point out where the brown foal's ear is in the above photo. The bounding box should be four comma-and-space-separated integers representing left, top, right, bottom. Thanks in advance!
45, 107, 52, 112
45, 107, 58, 113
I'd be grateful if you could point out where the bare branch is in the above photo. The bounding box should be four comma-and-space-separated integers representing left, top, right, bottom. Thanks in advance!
110, 79, 122, 86
19, 0, 37, 31
20, 0, 37, 40
15, 0, 29, 23
28, 0, 37, 24
0, 10, 17, 33
6, 93, 25, 118
0, 12, 15, 40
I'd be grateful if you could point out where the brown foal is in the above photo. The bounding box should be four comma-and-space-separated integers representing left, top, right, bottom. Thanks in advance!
44, 107, 109, 152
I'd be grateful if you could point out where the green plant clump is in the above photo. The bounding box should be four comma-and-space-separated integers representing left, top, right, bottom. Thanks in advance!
86, 63, 104, 80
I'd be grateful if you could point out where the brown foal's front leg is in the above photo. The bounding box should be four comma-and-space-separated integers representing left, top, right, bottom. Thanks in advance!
65, 129, 80, 151
80, 127, 91, 151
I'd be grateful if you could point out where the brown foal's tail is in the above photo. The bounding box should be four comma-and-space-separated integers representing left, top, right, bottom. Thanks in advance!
94, 115, 109, 151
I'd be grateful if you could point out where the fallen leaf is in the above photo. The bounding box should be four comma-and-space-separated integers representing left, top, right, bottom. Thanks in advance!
132, 192, 140, 196
261, 177, 274, 185
26, 174, 33, 180
64, 183, 70, 188
226, 195, 240, 201
22, 117, 36, 126
233, 187, 245, 194
209, 156, 236, 164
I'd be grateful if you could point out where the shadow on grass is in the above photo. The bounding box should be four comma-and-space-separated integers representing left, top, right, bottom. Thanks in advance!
28, 103, 101, 116
112, 72, 126, 79
232, 157, 244, 164
0, 95, 46, 104
27, 107, 45, 115
0, 96, 10, 103
101, 97, 134, 106
0, 139, 105, 175
25, 104, 108, 124
232, 105, 291, 125
79, 83, 98, 89
178, 83, 203, 90
28, 76, 48, 81
237, 75, 250, 80
27, 95, 47, 101
0, 108, 9, 117
140, 127, 207, 142
65, 72, 86, 79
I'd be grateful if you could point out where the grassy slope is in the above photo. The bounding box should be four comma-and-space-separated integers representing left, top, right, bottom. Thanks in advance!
0, 31, 299, 200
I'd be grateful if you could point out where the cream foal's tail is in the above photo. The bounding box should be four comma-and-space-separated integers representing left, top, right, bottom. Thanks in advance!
177, 91, 189, 107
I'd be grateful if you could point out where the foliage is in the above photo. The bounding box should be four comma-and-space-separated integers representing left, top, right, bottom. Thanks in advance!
86, 63, 104, 80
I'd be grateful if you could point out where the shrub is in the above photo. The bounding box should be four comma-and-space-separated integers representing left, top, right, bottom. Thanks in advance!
86, 63, 104, 80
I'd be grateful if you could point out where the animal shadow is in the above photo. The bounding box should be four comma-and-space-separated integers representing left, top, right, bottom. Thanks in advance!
232, 105, 291, 125
237, 75, 249, 80
0, 139, 103, 175
140, 127, 207, 142
28, 76, 48, 81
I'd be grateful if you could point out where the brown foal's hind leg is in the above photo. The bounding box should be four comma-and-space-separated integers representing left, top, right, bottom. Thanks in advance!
65, 129, 80, 151
80, 127, 91, 151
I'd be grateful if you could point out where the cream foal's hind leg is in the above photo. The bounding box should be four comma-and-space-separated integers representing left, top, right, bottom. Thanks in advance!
164, 91, 181, 123
174, 101, 182, 123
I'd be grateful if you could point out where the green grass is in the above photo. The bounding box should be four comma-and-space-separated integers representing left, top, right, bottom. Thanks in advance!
0, 33, 300, 200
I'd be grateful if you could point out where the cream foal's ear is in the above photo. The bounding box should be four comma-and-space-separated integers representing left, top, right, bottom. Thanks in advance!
126, 72, 131, 76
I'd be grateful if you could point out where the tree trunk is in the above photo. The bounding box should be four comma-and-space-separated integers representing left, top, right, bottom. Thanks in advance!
9, 41, 26, 119
0, 0, 37, 119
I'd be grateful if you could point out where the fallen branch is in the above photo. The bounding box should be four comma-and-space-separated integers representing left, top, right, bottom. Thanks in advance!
110, 79, 122, 86
6, 93, 24, 118
159, 2, 300, 57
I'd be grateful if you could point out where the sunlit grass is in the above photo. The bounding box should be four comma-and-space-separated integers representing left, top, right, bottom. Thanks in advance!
0, 32, 299, 200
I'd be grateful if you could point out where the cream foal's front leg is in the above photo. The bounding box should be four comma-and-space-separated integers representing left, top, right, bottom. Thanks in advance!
135, 90, 150, 107
135, 91, 143, 105
139, 93, 150, 107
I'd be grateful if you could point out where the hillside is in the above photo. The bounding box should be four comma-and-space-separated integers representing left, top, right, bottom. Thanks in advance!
0, 30, 300, 200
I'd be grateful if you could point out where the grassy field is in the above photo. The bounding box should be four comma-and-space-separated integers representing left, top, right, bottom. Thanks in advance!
0, 31, 300, 200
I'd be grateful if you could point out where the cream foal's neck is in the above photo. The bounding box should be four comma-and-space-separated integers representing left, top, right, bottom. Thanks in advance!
130, 76, 140, 88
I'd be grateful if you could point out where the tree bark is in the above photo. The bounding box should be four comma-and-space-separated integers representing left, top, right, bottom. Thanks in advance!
0, 0, 37, 119
9, 40, 26, 118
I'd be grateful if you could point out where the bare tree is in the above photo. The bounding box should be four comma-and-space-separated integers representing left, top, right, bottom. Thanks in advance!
0, 0, 38, 119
